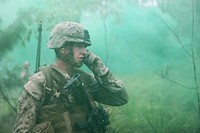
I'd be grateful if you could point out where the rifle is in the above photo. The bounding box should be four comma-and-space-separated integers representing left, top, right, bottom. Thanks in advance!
63, 74, 110, 133
35, 20, 42, 71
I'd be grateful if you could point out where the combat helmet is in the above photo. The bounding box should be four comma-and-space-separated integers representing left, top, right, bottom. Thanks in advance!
47, 21, 92, 49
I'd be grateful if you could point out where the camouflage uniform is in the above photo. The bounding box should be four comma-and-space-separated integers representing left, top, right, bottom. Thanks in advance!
13, 22, 128, 133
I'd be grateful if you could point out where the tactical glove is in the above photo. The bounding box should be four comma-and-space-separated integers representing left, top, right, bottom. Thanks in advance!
84, 50, 109, 77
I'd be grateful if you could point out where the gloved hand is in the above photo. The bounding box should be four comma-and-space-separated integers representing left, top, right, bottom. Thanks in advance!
84, 50, 109, 77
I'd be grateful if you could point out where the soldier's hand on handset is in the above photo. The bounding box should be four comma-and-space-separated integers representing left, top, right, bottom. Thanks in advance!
83, 50, 97, 66
84, 50, 108, 77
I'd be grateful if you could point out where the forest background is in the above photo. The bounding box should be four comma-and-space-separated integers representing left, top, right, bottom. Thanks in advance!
0, 0, 200, 133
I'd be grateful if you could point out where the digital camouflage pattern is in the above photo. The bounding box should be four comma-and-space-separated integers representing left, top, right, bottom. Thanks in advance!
13, 64, 128, 133
83, 50, 109, 77
48, 22, 92, 49
13, 21, 128, 133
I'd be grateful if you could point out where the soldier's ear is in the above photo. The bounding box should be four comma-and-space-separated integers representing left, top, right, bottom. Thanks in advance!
60, 48, 65, 54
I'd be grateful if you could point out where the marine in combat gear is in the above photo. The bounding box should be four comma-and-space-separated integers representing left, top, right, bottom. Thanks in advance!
13, 21, 129, 133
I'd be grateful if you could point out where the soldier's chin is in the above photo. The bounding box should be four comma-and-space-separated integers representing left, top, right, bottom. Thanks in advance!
74, 62, 83, 68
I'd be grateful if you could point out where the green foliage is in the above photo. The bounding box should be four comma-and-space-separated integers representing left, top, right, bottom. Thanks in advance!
0, 0, 122, 64
0, 65, 24, 113
0, 8, 36, 60
108, 73, 199, 133
0, 65, 23, 88
0, 111, 15, 133
0, 65, 24, 132
1, 71, 199, 133
0, 23, 24, 59
0, 0, 199, 132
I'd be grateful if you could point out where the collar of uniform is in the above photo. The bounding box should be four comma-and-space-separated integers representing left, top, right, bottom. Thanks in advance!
50, 64, 71, 80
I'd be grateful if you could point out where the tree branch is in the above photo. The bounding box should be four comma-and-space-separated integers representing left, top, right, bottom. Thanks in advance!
159, 70, 196, 90
153, 13, 192, 57
0, 86, 17, 114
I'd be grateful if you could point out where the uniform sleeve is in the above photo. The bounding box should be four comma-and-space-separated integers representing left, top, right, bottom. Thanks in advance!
92, 72, 129, 106
13, 71, 45, 133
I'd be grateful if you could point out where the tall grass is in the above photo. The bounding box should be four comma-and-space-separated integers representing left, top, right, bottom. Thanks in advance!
0, 70, 198, 133
108, 72, 199, 133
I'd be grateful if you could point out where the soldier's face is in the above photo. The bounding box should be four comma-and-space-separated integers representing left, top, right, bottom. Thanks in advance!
61, 43, 87, 68
72, 43, 87, 67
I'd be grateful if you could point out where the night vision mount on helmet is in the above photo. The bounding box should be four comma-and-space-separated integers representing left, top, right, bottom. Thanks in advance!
47, 21, 92, 49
